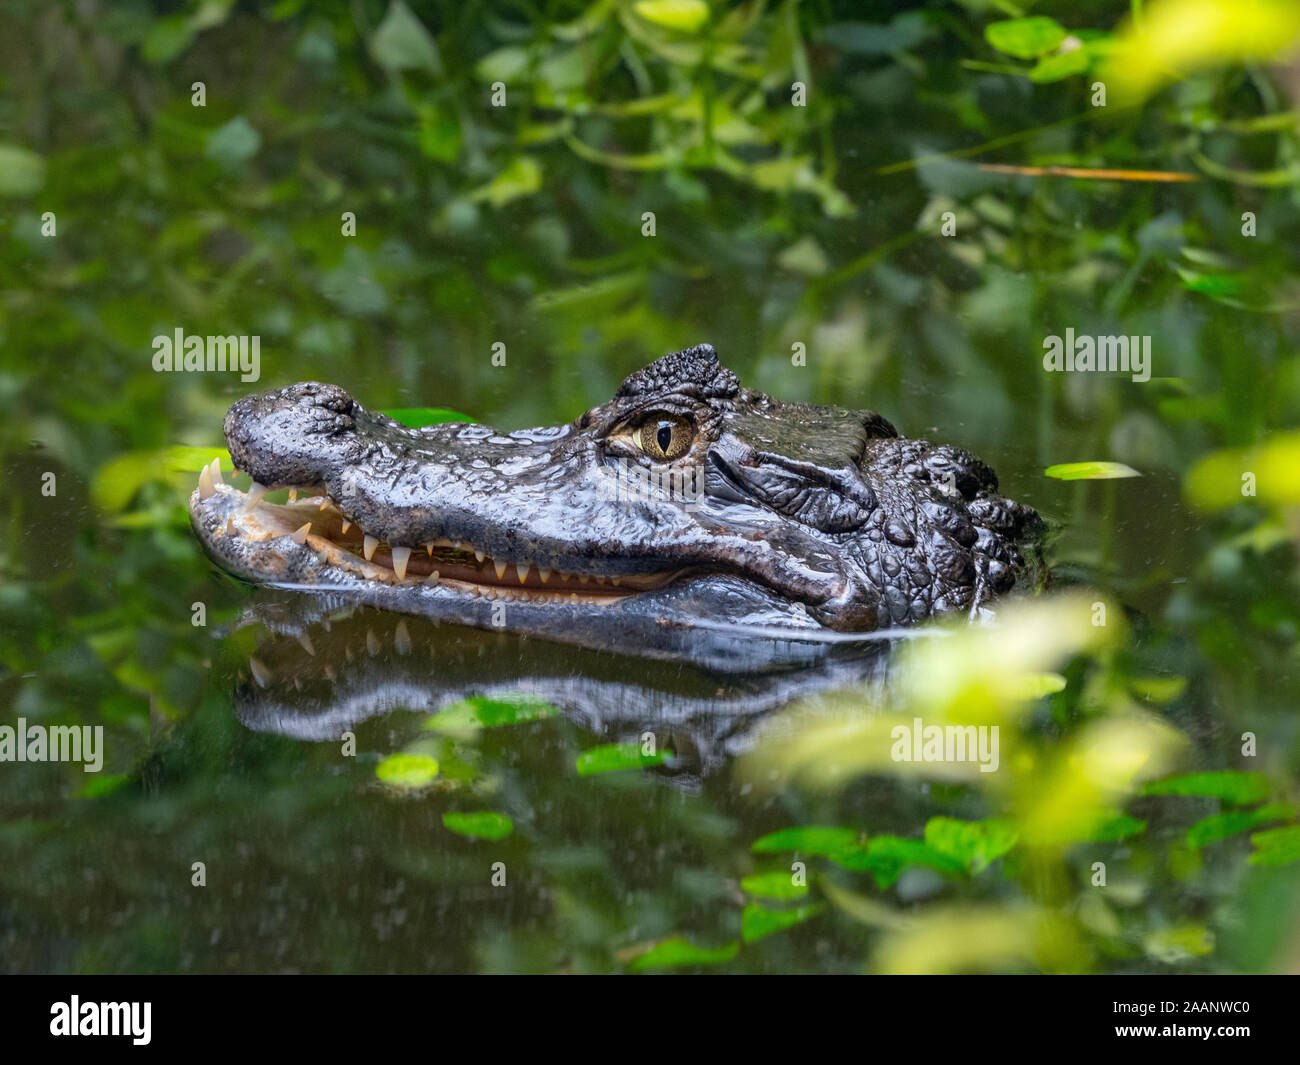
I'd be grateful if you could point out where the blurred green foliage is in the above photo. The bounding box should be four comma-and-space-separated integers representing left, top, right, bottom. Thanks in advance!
1, 0, 1299, 973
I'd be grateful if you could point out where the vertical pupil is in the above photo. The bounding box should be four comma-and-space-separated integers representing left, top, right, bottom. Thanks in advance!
656, 423, 673, 452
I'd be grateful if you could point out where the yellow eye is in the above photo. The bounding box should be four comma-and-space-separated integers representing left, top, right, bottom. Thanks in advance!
634, 414, 693, 461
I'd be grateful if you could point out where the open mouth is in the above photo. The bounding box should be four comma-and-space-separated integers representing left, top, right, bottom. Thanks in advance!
194, 458, 680, 599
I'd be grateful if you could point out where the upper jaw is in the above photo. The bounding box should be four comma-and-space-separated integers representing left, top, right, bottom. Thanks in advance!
213, 383, 871, 625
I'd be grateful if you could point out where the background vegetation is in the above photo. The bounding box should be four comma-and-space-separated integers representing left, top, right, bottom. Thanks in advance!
1, 0, 1298, 972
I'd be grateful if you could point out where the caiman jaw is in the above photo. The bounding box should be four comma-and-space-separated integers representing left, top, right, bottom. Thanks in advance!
192, 459, 676, 598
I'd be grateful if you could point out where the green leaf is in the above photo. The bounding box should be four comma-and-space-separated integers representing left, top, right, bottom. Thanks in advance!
1045, 461, 1141, 480
0, 144, 46, 196
828, 836, 966, 889
475, 46, 531, 83
923, 817, 1019, 874
442, 811, 514, 840
469, 156, 543, 208
633, 0, 711, 34
370, 0, 442, 75
985, 17, 1067, 60
1249, 825, 1300, 866
628, 937, 739, 971
741, 903, 823, 943
141, 15, 197, 65
206, 116, 261, 169
1145, 923, 1215, 961
1029, 46, 1092, 83
1078, 813, 1148, 842
575, 742, 665, 776
1186, 803, 1295, 848
1184, 433, 1300, 509
1006, 672, 1067, 698
751, 825, 860, 856
382, 407, 474, 427
92, 445, 232, 512
741, 870, 810, 901
375, 753, 439, 789
1143, 771, 1272, 805
1129, 676, 1188, 703
75, 773, 131, 799
425, 693, 556, 731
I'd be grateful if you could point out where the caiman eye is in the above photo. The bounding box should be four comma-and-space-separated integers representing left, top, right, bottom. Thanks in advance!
634, 414, 693, 461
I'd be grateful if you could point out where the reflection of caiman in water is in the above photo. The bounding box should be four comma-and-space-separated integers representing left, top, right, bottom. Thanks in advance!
190, 344, 1042, 649
230, 591, 902, 775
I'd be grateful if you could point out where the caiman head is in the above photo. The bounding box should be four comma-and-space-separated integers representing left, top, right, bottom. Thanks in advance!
189, 344, 1041, 634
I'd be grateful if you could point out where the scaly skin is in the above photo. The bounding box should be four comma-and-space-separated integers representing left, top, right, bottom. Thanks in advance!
190, 344, 1042, 637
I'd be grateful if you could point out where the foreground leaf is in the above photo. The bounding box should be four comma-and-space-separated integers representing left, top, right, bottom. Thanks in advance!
383, 407, 474, 427
442, 811, 513, 840
1186, 803, 1295, 848
984, 17, 1067, 60
923, 817, 1019, 873
628, 937, 739, 971
1045, 461, 1141, 480
1143, 771, 1272, 805
375, 753, 440, 789
1248, 825, 1300, 866
741, 903, 823, 943
741, 870, 810, 901
575, 742, 665, 776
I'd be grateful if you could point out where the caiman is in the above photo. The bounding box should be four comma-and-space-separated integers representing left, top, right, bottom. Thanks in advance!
190, 344, 1041, 651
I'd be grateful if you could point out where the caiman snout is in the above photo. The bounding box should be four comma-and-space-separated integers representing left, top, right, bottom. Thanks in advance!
225, 381, 359, 489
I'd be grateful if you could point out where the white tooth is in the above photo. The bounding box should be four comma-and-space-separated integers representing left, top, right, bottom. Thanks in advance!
249, 657, 271, 688
366, 630, 380, 656
494, 560, 507, 581
391, 546, 411, 580
428, 570, 440, 584
341, 519, 352, 534
224, 517, 237, 537
246, 483, 268, 511
426, 542, 435, 556
290, 523, 311, 545
319, 497, 330, 510
288, 487, 297, 502
198, 463, 215, 499
517, 562, 532, 584
537, 568, 551, 583
394, 620, 411, 655
474, 550, 485, 563
209, 458, 224, 486
296, 632, 316, 656
363, 535, 378, 561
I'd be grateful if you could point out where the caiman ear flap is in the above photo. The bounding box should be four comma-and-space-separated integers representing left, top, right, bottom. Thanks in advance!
616, 344, 740, 400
